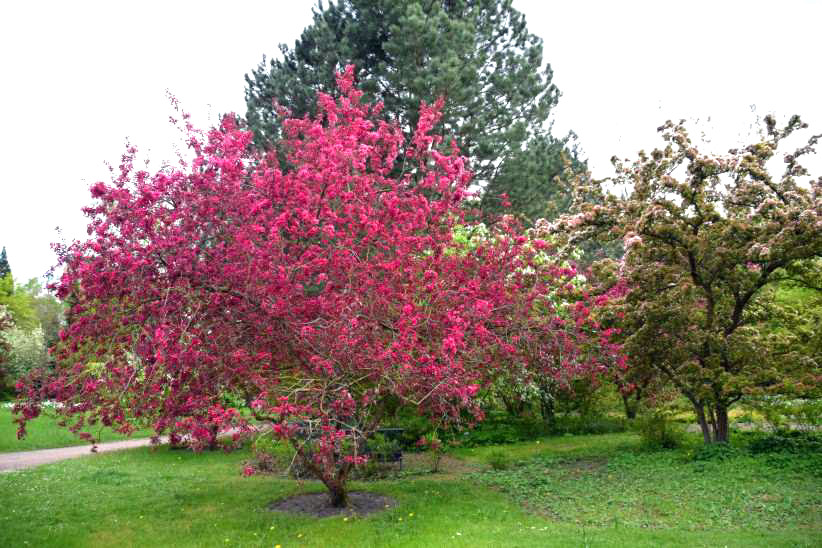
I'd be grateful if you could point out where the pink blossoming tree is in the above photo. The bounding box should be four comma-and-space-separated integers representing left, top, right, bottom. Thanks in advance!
15, 67, 618, 506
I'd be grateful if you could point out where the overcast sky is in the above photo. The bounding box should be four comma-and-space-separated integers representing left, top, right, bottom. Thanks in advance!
1, 0, 820, 284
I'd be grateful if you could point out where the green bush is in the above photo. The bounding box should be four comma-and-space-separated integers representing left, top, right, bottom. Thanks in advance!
549, 414, 628, 436
486, 449, 513, 470
438, 413, 628, 449
1, 326, 48, 382
635, 412, 684, 450
246, 435, 291, 474
384, 413, 433, 450
748, 430, 822, 454
365, 433, 402, 462
448, 415, 550, 447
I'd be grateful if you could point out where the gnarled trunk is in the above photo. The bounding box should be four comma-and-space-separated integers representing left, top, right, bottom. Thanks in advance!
292, 437, 354, 508
501, 393, 526, 417
325, 479, 349, 508
693, 402, 730, 443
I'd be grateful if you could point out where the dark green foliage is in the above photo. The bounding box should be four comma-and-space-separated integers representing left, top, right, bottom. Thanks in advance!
478, 133, 585, 223
747, 430, 822, 455
453, 416, 549, 446
548, 414, 629, 436
245, 0, 582, 224
434, 413, 627, 448
0, 247, 9, 280
365, 432, 402, 462
384, 412, 434, 450
635, 412, 684, 450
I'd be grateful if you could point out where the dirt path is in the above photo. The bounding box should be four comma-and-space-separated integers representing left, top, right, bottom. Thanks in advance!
0, 437, 162, 472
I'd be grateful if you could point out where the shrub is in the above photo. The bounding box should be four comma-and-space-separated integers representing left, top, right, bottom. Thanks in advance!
1, 326, 48, 383
416, 433, 444, 473
365, 433, 402, 463
549, 414, 628, 436
384, 412, 431, 450
635, 412, 684, 450
748, 430, 822, 454
245, 435, 291, 475
439, 413, 628, 449
486, 449, 513, 470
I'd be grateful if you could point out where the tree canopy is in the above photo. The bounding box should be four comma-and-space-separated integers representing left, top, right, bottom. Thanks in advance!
245, 0, 582, 224
16, 68, 618, 506
557, 116, 822, 443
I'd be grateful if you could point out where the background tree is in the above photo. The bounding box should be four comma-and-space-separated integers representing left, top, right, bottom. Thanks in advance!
0, 305, 13, 396
0, 247, 10, 279
245, 0, 582, 224
19, 278, 66, 357
16, 69, 618, 508
556, 115, 822, 443
1, 326, 48, 385
0, 278, 38, 331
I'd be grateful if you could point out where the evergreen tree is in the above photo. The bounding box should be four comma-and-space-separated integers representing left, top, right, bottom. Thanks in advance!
245, 0, 582, 224
0, 247, 10, 280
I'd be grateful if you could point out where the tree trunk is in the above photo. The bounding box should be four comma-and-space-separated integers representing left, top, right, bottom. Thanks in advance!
622, 392, 639, 420
207, 424, 219, 450
707, 405, 718, 440
501, 393, 525, 417
693, 401, 731, 443
326, 480, 349, 508
714, 404, 730, 443
693, 403, 713, 444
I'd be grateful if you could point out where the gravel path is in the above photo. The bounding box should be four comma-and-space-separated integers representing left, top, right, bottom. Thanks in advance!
0, 437, 162, 473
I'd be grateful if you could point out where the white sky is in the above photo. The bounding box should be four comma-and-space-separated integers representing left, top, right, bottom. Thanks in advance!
1, 0, 820, 284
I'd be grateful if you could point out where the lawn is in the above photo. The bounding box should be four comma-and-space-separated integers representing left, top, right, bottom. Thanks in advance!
1, 432, 820, 547
0, 407, 153, 453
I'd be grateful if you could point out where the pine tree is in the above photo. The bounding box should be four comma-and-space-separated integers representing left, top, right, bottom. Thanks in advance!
245, 0, 582, 223
0, 247, 10, 280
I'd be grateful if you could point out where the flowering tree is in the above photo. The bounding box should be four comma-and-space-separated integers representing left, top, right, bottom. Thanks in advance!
556, 116, 822, 443
15, 67, 617, 506
1, 326, 48, 382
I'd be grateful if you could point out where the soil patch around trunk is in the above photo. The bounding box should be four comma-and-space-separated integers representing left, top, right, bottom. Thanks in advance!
268, 491, 397, 517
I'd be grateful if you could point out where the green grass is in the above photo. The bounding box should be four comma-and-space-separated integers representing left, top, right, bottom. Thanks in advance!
1, 431, 820, 546
475, 440, 821, 533
0, 407, 153, 452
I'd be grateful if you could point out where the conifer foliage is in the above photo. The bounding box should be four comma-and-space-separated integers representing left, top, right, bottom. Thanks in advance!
245, 0, 581, 224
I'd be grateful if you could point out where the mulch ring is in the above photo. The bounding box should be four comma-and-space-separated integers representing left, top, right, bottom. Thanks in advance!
269, 491, 397, 518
